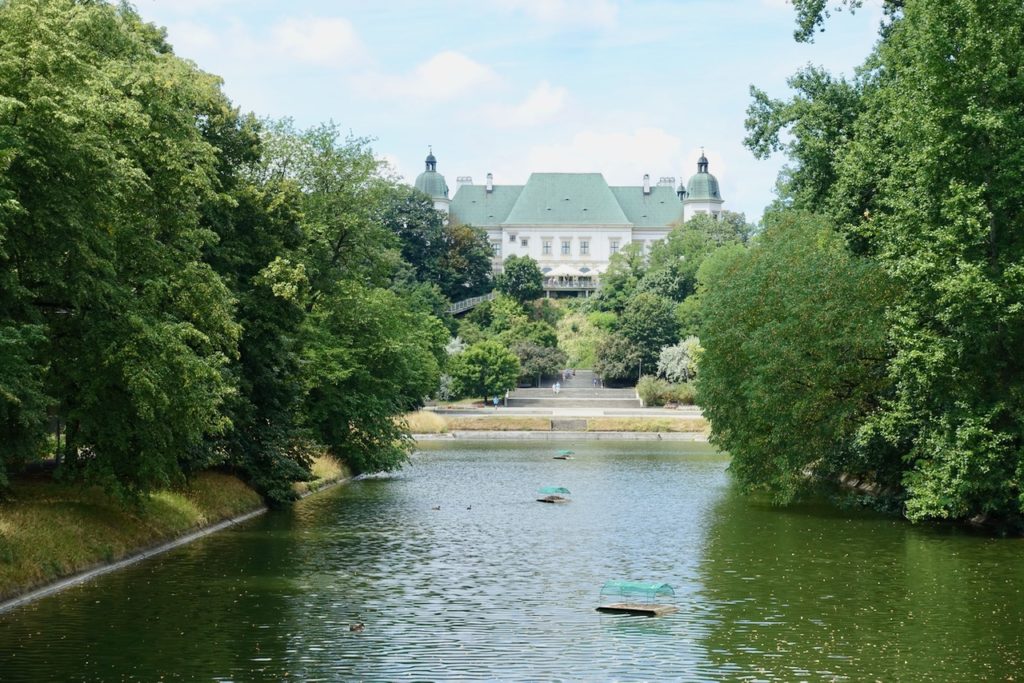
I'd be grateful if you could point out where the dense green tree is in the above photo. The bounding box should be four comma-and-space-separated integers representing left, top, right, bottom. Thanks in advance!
616, 292, 678, 371
497, 319, 558, 350
259, 121, 446, 476
512, 341, 567, 387
642, 213, 751, 303
848, 0, 1024, 521
590, 242, 645, 313
379, 188, 493, 301
0, 325, 47, 486
0, 0, 241, 497
379, 185, 447, 285
789, 0, 904, 43
594, 333, 642, 386
746, 67, 867, 227
200, 116, 316, 502
744, 0, 1024, 522
495, 255, 543, 305
440, 223, 494, 300
449, 340, 520, 401
698, 213, 894, 502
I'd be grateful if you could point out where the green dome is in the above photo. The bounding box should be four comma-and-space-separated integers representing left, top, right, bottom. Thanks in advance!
414, 147, 449, 199
684, 153, 721, 201
414, 170, 448, 199
685, 172, 721, 201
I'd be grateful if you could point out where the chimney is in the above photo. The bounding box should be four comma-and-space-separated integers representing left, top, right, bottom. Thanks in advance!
486, 172, 494, 193
643, 174, 651, 195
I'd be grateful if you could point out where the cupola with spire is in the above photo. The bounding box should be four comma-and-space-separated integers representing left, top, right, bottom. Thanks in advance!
414, 146, 451, 214
682, 148, 724, 221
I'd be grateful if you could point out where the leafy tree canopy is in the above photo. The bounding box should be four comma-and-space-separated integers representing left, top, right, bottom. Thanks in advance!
512, 341, 567, 387
449, 340, 520, 400
616, 292, 679, 371
698, 213, 893, 503
594, 333, 643, 387
495, 255, 543, 305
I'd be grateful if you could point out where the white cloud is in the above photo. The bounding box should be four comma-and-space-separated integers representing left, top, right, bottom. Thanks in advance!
271, 17, 363, 67
517, 127, 685, 184
357, 50, 497, 102
163, 20, 219, 54
481, 81, 568, 127
496, 0, 619, 30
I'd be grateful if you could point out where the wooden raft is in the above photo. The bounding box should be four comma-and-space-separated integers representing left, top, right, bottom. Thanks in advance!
536, 495, 569, 503
596, 603, 679, 616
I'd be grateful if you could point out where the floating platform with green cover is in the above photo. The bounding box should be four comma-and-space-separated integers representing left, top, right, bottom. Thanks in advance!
596, 581, 678, 616
537, 486, 570, 503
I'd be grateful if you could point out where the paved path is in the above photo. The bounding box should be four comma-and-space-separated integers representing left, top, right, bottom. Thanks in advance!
432, 406, 702, 417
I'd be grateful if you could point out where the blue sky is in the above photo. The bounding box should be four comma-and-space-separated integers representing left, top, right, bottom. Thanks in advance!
139, 0, 882, 221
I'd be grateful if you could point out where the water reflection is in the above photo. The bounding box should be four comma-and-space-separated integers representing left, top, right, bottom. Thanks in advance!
696, 486, 1024, 681
1, 441, 1021, 681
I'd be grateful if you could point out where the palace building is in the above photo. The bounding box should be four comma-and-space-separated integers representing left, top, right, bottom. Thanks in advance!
413, 149, 725, 296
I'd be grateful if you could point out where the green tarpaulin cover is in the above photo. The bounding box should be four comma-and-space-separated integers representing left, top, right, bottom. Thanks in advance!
599, 581, 675, 599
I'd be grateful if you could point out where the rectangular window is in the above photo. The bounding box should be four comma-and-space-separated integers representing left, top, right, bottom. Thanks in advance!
610, 239, 619, 254
543, 240, 552, 255
520, 238, 529, 247
509, 233, 517, 242
580, 240, 589, 256
561, 240, 571, 255
491, 241, 501, 255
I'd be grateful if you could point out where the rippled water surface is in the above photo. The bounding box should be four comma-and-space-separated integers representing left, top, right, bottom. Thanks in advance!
2, 440, 1023, 681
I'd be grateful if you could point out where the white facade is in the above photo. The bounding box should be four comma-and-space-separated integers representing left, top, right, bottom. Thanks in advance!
682, 196, 725, 222
417, 151, 726, 295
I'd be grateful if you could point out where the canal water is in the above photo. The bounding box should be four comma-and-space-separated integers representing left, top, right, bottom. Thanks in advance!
1, 441, 1022, 681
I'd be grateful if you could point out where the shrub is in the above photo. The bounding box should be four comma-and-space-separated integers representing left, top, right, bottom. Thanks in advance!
637, 376, 697, 406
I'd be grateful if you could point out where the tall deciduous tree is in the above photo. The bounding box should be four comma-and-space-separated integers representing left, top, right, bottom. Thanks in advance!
745, 0, 1024, 522
495, 255, 543, 305
616, 292, 678, 371
0, 0, 240, 497
449, 340, 520, 401
698, 213, 894, 502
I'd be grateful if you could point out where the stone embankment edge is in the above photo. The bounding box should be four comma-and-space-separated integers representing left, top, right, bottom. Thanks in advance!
0, 476, 350, 615
415, 430, 708, 441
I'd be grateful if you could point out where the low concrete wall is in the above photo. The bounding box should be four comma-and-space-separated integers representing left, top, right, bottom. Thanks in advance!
415, 431, 708, 441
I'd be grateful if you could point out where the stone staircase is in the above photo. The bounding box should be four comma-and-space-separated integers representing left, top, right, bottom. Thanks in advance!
506, 370, 642, 409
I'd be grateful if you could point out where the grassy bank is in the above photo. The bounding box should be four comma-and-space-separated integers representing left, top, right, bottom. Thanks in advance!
586, 417, 709, 433
0, 455, 345, 602
293, 454, 350, 495
406, 411, 708, 434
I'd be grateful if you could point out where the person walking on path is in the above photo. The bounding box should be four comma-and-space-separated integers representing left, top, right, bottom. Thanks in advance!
492, 395, 500, 409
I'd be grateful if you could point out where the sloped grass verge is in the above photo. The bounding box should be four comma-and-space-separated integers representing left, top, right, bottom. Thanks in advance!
0, 471, 262, 601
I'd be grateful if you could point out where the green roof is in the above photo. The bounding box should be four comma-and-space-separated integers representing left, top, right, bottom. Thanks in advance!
414, 170, 448, 199
504, 173, 630, 225
685, 172, 721, 201
448, 173, 686, 228
449, 184, 523, 226
610, 186, 684, 228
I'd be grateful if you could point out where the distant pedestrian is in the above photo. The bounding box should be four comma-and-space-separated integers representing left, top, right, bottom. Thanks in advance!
592, 377, 597, 387
554, 382, 561, 395
492, 395, 499, 409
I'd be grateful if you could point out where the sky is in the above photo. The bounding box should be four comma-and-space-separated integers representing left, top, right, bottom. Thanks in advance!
138, 0, 884, 221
